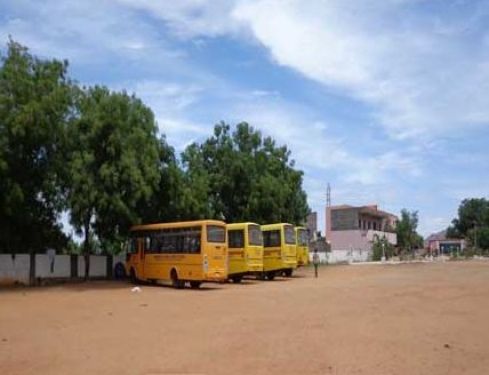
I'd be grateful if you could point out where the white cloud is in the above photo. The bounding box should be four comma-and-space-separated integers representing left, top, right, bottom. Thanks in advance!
231, 0, 489, 139
0, 0, 189, 69
124, 80, 204, 113
230, 97, 423, 185
98, 0, 489, 140
114, 0, 239, 39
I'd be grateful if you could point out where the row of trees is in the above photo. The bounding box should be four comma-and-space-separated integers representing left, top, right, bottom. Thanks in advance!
447, 198, 489, 251
0, 39, 310, 256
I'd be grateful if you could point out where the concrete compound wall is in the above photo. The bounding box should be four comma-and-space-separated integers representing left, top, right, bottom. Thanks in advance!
309, 250, 371, 264
0, 254, 127, 286
328, 249, 371, 263
77, 256, 107, 278
36, 255, 71, 278
0, 254, 30, 285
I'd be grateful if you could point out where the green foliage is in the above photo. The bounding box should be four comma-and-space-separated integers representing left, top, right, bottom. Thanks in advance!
66, 86, 161, 255
396, 209, 423, 252
138, 137, 197, 222
449, 198, 489, 250
0, 39, 312, 259
475, 226, 489, 251
180, 122, 310, 224
0, 39, 72, 253
371, 235, 394, 261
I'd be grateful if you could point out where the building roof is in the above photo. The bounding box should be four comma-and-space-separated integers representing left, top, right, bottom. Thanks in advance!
331, 204, 397, 220
426, 230, 447, 242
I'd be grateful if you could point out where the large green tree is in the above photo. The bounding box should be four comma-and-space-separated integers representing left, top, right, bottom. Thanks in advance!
138, 136, 197, 223
0, 39, 72, 253
181, 122, 309, 224
396, 209, 423, 252
66, 86, 161, 276
447, 198, 489, 250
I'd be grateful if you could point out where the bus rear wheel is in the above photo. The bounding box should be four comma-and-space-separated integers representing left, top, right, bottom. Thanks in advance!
266, 271, 276, 281
231, 276, 243, 283
283, 269, 293, 277
171, 269, 185, 289
130, 269, 139, 284
189, 281, 202, 289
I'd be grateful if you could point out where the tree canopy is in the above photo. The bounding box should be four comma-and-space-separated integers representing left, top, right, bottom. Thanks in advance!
66, 86, 161, 257
181, 122, 310, 224
447, 198, 489, 250
0, 40, 311, 257
0, 39, 72, 253
396, 209, 423, 252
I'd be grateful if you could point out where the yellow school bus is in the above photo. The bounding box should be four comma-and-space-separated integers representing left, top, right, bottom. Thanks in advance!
261, 223, 297, 280
126, 220, 227, 289
226, 222, 264, 282
295, 226, 309, 267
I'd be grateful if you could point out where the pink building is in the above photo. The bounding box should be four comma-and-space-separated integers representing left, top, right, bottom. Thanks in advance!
425, 230, 465, 255
325, 204, 397, 262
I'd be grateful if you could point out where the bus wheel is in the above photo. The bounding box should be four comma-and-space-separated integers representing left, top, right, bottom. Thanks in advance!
171, 269, 184, 289
232, 276, 242, 283
266, 271, 275, 281
190, 281, 202, 289
114, 262, 126, 279
284, 269, 293, 277
130, 269, 139, 284
256, 273, 265, 280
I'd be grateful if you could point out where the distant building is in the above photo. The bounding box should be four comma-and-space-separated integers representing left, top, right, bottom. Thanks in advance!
425, 230, 465, 255
325, 204, 397, 262
306, 212, 318, 241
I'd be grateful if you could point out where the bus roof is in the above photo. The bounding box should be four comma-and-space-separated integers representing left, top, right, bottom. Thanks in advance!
130, 220, 226, 232
261, 223, 293, 231
226, 222, 260, 230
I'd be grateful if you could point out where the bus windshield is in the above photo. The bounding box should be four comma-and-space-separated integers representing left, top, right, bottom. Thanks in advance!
207, 225, 226, 243
298, 229, 308, 246
284, 225, 296, 244
248, 224, 263, 246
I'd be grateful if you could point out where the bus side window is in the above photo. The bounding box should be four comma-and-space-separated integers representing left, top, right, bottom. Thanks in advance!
187, 232, 201, 253
128, 238, 138, 254
144, 237, 151, 252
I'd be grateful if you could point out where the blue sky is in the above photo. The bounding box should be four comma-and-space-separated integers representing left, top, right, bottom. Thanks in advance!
1, 0, 488, 236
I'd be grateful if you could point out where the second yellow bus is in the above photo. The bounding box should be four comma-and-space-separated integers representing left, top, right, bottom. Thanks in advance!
226, 222, 264, 282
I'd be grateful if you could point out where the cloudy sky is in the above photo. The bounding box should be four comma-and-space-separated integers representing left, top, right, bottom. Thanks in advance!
1, 0, 488, 236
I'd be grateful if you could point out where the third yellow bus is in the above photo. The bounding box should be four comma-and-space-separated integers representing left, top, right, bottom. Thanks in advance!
295, 226, 309, 267
261, 223, 297, 280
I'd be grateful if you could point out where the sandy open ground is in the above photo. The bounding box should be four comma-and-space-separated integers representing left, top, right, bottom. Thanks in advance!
1, 261, 489, 375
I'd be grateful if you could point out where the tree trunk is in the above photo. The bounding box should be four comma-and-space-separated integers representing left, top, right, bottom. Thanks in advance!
83, 217, 90, 281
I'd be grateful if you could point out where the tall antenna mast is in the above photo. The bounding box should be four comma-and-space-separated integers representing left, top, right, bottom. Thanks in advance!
326, 183, 331, 207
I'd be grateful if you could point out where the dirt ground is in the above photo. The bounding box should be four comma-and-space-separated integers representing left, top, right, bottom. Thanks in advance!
1, 261, 489, 375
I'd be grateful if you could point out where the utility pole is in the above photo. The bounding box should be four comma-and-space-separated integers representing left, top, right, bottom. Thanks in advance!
326, 183, 331, 208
